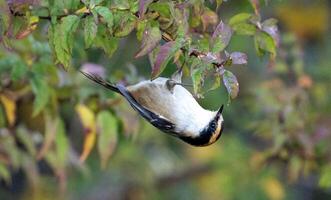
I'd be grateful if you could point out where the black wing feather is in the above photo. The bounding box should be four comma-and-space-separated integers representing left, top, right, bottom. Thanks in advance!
116, 84, 176, 132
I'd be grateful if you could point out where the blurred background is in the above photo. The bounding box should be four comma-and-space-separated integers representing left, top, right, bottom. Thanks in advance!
1, 0, 331, 199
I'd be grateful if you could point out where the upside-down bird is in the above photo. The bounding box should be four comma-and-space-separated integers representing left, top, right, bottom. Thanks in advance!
81, 71, 224, 146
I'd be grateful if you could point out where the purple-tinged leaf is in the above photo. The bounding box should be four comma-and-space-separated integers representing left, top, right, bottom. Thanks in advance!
230, 52, 247, 65
139, 0, 154, 18
223, 70, 239, 99
211, 21, 232, 53
262, 18, 279, 46
152, 40, 183, 79
135, 25, 161, 58
201, 52, 218, 64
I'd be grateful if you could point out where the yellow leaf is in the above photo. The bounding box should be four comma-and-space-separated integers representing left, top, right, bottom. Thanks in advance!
75, 6, 89, 14
262, 177, 285, 200
75, 104, 96, 162
0, 94, 16, 127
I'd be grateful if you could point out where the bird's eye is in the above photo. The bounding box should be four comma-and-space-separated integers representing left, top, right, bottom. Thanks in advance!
211, 122, 216, 129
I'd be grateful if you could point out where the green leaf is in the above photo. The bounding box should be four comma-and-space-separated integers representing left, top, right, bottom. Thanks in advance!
84, 16, 98, 48
223, 70, 239, 99
149, 2, 173, 18
254, 31, 276, 57
11, 59, 28, 81
229, 13, 252, 26
135, 23, 161, 58
55, 118, 69, 168
95, 27, 119, 57
319, 165, 331, 188
0, 163, 10, 184
30, 75, 50, 116
152, 39, 184, 79
0, 0, 10, 41
16, 127, 37, 157
51, 15, 80, 69
94, 6, 114, 29
97, 111, 118, 169
113, 12, 136, 37
0, 105, 6, 127
191, 65, 205, 96
136, 19, 147, 40
90, 0, 104, 6
231, 23, 257, 36
111, 0, 130, 10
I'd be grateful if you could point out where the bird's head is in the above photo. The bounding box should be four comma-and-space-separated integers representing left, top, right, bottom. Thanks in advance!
179, 105, 224, 146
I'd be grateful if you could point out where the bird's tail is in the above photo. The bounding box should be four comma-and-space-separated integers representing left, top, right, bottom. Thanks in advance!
80, 70, 120, 93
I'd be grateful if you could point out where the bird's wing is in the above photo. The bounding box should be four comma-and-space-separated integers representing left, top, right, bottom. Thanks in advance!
116, 84, 177, 133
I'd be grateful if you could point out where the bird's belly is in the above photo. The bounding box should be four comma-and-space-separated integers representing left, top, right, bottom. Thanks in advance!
128, 80, 214, 136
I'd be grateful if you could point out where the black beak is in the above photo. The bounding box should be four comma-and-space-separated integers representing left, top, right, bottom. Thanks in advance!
216, 104, 224, 118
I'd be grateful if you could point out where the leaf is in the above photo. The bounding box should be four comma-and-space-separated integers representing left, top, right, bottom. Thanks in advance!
319, 165, 331, 188
191, 65, 205, 96
55, 118, 69, 168
228, 13, 257, 36
0, 0, 10, 41
113, 12, 136, 37
262, 18, 279, 46
149, 2, 173, 18
84, 16, 98, 48
229, 13, 252, 26
0, 163, 10, 184
254, 31, 276, 57
136, 19, 147, 40
262, 177, 285, 200
231, 23, 257, 35
11, 59, 28, 81
16, 127, 36, 157
97, 111, 118, 169
95, 31, 119, 57
139, 0, 154, 18
75, 104, 96, 162
207, 74, 221, 92
135, 23, 161, 58
152, 40, 184, 79
201, 9, 218, 31
223, 70, 239, 99
211, 21, 233, 53
89, 0, 104, 6
111, 0, 130, 10
52, 15, 80, 69
30, 76, 50, 116
230, 52, 248, 65
37, 114, 59, 160
0, 94, 16, 126
94, 6, 113, 29
15, 16, 39, 39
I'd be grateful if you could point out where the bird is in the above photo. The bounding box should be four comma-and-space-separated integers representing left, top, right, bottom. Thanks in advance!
80, 70, 224, 146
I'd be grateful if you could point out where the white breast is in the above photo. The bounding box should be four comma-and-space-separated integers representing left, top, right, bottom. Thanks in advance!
127, 77, 217, 136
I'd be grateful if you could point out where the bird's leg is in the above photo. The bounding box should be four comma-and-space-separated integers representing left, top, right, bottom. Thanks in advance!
166, 79, 192, 93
